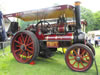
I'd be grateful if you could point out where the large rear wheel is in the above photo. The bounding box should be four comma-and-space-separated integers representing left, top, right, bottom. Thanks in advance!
65, 44, 93, 72
11, 30, 39, 63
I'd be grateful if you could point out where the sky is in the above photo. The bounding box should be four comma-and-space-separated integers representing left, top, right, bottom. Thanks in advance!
0, 0, 100, 14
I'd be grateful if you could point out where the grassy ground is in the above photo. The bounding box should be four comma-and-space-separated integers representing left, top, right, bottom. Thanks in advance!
0, 46, 100, 75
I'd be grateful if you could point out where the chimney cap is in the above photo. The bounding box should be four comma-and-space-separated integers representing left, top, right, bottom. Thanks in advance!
75, 1, 81, 6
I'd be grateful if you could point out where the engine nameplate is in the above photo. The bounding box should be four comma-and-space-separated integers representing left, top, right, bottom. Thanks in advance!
47, 41, 59, 48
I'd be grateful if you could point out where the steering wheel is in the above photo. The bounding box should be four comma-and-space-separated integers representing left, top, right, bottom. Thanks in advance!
36, 21, 51, 33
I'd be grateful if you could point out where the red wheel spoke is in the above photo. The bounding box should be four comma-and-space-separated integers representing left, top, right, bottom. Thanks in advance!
16, 45, 21, 47
20, 56, 23, 60
77, 62, 79, 68
18, 37, 23, 43
14, 40, 22, 44
26, 52, 28, 58
21, 33, 24, 43
26, 51, 31, 58
81, 50, 86, 56
69, 54, 76, 58
26, 37, 31, 44
22, 51, 25, 56
26, 48, 33, 54
26, 42, 33, 46
19, 53, 23, 59
80, 61, 85, 67
24, 35, 28, 44
28, 46, 33, 49
72, 61, 77, 66
27, 52, 30, 57
69, 58, 75, 61
20, 52, 25, 60
24, 52, 27, 56
82, 55, 89, 59
82, 59, 89, 63
73, 50, 77, 55
14, 49, 21, 53
19, 50, 23, 54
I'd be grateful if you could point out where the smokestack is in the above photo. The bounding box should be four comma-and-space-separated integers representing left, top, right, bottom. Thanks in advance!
75, 1, 81, 30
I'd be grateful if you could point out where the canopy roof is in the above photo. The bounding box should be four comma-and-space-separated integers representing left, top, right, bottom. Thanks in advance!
3, 4, 75, 21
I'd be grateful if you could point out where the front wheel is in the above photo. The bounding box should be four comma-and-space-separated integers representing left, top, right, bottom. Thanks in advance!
65, 44, 94, 72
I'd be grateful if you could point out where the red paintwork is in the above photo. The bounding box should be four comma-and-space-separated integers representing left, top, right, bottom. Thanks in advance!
35, 29, 44, 40
3, 12, 23, 18
44, 33, 73, 41
58, 25, 65, 32
35, 29, 73, 41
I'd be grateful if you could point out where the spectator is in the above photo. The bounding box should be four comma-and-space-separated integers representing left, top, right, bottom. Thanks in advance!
88, 39, 91, 44
95, 36, 98, 47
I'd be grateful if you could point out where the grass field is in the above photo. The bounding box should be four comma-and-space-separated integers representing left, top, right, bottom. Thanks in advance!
0, 46, 100, 75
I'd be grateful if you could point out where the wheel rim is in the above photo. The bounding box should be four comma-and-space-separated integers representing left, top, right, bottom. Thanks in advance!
66, 47, 92, 71
11, 32, 34, 63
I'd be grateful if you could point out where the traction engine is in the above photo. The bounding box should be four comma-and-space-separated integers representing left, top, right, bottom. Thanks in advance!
3, 1, 95, 72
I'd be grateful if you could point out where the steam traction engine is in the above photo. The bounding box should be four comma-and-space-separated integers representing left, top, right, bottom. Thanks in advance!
4, 2, 95, 72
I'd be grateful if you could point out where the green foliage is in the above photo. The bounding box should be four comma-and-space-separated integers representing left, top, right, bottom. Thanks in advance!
93, 11, 100, 30
81, 7, 100, 32
18, 19, 37, 30
81, 7, 95, 32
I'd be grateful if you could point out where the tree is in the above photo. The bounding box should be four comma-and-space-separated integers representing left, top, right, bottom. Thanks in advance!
18, 19, 37, 30
81, 7, 95, 32
93, 11, 100, 30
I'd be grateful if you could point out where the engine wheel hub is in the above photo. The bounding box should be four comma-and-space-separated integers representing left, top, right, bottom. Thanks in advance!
76, 56, 81, 62
20, 45, 26, 51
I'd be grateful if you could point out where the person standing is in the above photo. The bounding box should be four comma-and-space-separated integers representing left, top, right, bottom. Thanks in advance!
95, 36, 98, 47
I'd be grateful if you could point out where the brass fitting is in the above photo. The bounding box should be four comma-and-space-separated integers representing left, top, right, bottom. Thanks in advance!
75, 1, 81, 6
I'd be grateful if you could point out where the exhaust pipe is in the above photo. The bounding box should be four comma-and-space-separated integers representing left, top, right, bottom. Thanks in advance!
75, 1, 81, 30
74, 2, 86, 43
